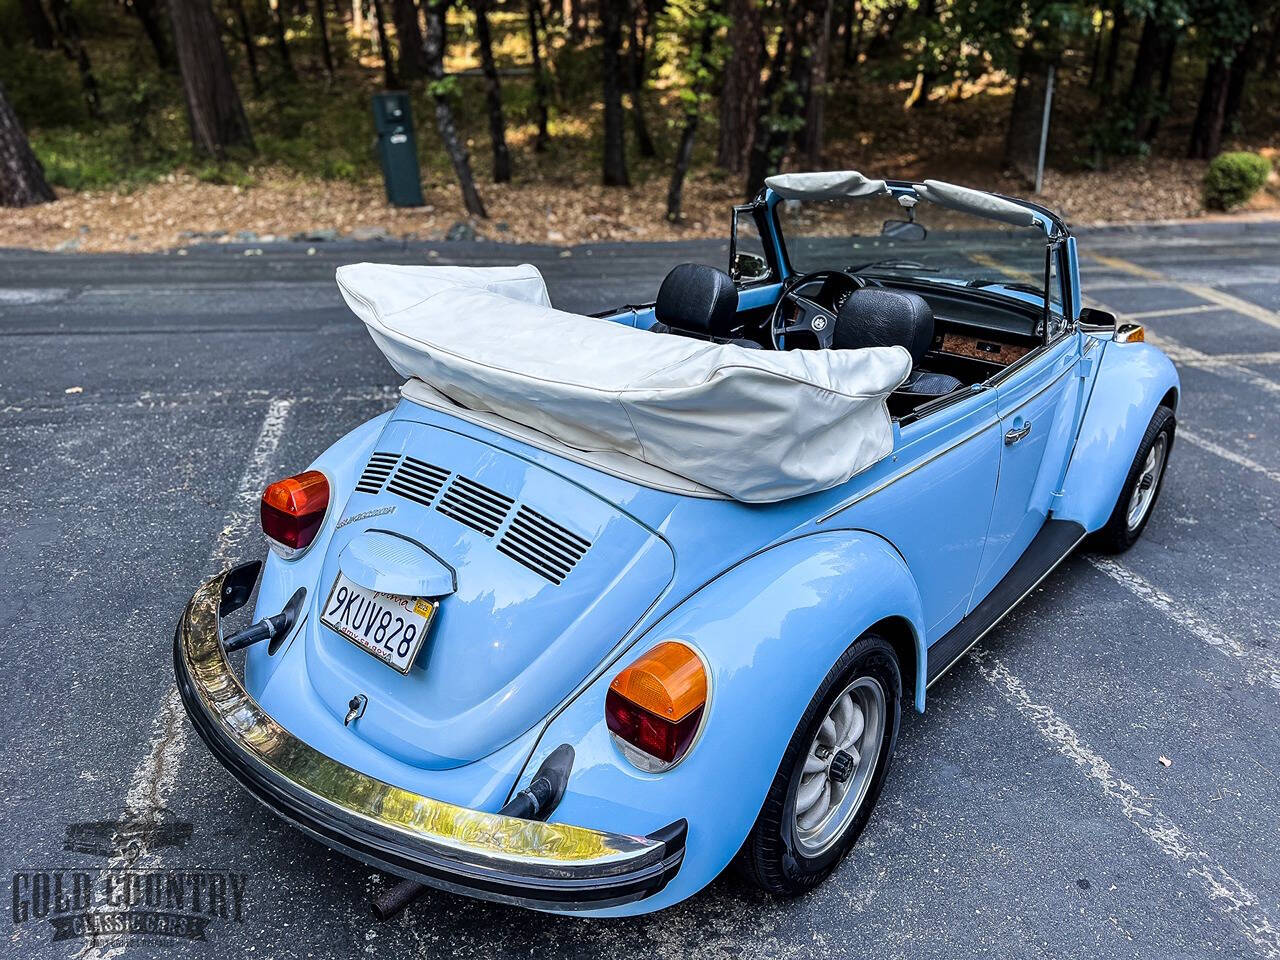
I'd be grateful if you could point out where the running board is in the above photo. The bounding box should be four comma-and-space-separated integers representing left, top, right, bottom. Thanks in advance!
926, 519, 1086, 687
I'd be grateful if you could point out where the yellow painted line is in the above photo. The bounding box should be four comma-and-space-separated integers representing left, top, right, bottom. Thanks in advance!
1122, 304, 1221, 321
1089, 253, 1280, 332
1088, 253, 1165, 281
968, 253, 1037, 285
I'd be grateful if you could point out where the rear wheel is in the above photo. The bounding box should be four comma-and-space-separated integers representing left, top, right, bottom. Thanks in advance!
735, 633, 901, 896
1089, 405, 1175, 554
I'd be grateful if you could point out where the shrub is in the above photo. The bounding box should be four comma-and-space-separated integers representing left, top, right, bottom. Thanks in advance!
1203, 152, 1273, 210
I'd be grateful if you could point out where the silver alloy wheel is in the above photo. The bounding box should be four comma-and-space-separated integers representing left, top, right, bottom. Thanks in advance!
792, 675, 886, 856
1126, 432, 1168, 532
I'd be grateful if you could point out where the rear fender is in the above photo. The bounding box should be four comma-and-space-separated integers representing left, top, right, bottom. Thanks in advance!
521, 530, 925, 915
1054, 340, 1179, 532
246, 411, 392, 693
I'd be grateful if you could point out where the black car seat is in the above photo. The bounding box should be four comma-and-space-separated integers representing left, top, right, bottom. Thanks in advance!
834, 288, 962, 397
649, 263, 762, 349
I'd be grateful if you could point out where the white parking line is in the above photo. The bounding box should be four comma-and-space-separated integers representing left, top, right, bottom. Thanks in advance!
1085, 555, 1280, 693
971, 647, 1280, 958
1090, 253, 1280, 333
1178, 428, 1280, 486
78, 397, 293, 960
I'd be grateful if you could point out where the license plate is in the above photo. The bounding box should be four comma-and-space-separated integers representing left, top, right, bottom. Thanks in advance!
320, 572, 437, 674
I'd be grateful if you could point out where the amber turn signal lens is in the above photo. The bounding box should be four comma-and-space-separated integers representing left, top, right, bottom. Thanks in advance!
606, 641, 708, 771
1114, 322, 1145, 343
261, 470, 330, 557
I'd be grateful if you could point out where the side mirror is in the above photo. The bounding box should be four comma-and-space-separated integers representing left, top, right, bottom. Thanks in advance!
1079, 306, 1117, 328
731, 251, 771, 284
881, 219, 927, 241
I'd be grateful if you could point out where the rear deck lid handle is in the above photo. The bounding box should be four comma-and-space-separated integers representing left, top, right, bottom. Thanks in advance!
338, 530, 457, 598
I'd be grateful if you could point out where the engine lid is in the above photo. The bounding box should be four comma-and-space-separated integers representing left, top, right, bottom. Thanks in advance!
304, 419, 675, 769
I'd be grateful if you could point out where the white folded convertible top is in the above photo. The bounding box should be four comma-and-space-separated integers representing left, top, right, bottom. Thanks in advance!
337, 263, 910, 502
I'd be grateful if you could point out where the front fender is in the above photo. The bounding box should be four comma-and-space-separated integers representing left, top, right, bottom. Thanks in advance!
1054, 340, 1179, 532
522, 530, 925, 916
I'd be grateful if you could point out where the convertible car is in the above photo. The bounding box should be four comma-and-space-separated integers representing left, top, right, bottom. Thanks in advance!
174, 172, 1178, 917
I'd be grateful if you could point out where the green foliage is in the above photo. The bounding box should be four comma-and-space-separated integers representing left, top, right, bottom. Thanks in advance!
0, 42, 86, 127
1202, 151, 1273, 210
31, 128, 179, 189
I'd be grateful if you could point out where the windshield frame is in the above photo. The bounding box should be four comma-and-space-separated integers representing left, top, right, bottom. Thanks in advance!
764, 179, 1071, 322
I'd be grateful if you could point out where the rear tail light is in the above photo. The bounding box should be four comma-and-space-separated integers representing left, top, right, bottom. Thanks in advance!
605, 641, 708, 772
261, 470, 330, 558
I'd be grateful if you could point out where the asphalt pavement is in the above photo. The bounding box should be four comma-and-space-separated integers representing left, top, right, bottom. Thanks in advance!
2, 221, 1279, 959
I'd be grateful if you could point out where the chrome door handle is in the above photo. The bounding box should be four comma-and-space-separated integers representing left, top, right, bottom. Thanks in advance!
1005, 421, 1032, 445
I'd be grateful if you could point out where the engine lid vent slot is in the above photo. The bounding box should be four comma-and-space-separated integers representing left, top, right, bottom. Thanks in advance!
355, 453, 400, 495
386, 456, 450, 507
436, 476, 514, 537
497, 506, 591, 584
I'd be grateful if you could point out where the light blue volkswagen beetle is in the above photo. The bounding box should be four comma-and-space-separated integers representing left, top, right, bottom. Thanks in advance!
174, 172, 1178, 917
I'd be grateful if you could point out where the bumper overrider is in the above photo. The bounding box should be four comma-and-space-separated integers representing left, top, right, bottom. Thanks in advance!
173, 563, 687, 912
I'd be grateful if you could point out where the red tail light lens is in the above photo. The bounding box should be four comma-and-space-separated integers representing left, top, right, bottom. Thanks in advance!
605, 641, 708, 772
261, 470, 330, 557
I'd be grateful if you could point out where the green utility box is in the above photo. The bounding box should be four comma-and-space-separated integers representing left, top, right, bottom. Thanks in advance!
372, 91, 425, 207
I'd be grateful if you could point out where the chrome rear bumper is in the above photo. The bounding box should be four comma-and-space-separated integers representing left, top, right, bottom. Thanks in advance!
173, 562, 685, 911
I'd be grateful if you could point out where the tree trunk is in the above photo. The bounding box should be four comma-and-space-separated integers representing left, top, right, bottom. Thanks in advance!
1223, 31, 1258, 133
229, 0, 264, 94
626, 0, 657, 158
1188, 56, 1229, 159
667, 13, 716, 222
1086, 8, 1104, 88
1099, 5, 1127, 96
716, 0, 763, 172
903, 0, 936, 109
1144, 29, 1177, 141
129, 0, 173, 69
1127, 12, 1164, 142
526, 0, 551, 151
424, 0, 487, 215
47, 0, 102, 120
169, 0, 255, 157
472, 0, 512, 181
0, 81, 55, 207
371, 0, 400, 87
315, 0, 336, 80
568, 0, 585, 40
1266, 10, 1280, 78
19, 0, 56, 50
392, 0, 427, 80
600, 0, 630, 185
802, 0, 833, 162
268, 0, 298, 80
1001, 40, 1047, 171
745, 5, 807, 197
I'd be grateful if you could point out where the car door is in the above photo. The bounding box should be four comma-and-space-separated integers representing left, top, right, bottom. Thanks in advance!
835, 385, 1002, 638
969, 322, 1082, 607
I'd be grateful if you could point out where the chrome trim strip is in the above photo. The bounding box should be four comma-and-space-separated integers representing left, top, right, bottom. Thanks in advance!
817, 419, 999, 524
1000, 354, 1080, 406
175, 569, 679, 905
925, 530, 1087, 689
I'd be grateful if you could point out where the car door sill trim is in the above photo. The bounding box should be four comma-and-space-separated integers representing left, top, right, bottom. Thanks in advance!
925, 518, 1086, 688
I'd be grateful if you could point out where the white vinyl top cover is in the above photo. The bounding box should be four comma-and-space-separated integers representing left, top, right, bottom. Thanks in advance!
765, 170, 891, 200
336, 263, 911, 502
913, 179, 1042, 229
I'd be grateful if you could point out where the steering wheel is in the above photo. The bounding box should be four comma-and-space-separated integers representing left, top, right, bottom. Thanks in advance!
768, 270, 861, 350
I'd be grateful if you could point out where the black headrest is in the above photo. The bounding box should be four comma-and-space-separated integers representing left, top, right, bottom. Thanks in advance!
654, 263, 739, 338
834, 288, 934, 365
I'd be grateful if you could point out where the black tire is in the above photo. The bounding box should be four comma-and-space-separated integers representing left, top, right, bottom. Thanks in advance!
735, 633, 902, 896
1088, 405, 1175, 554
